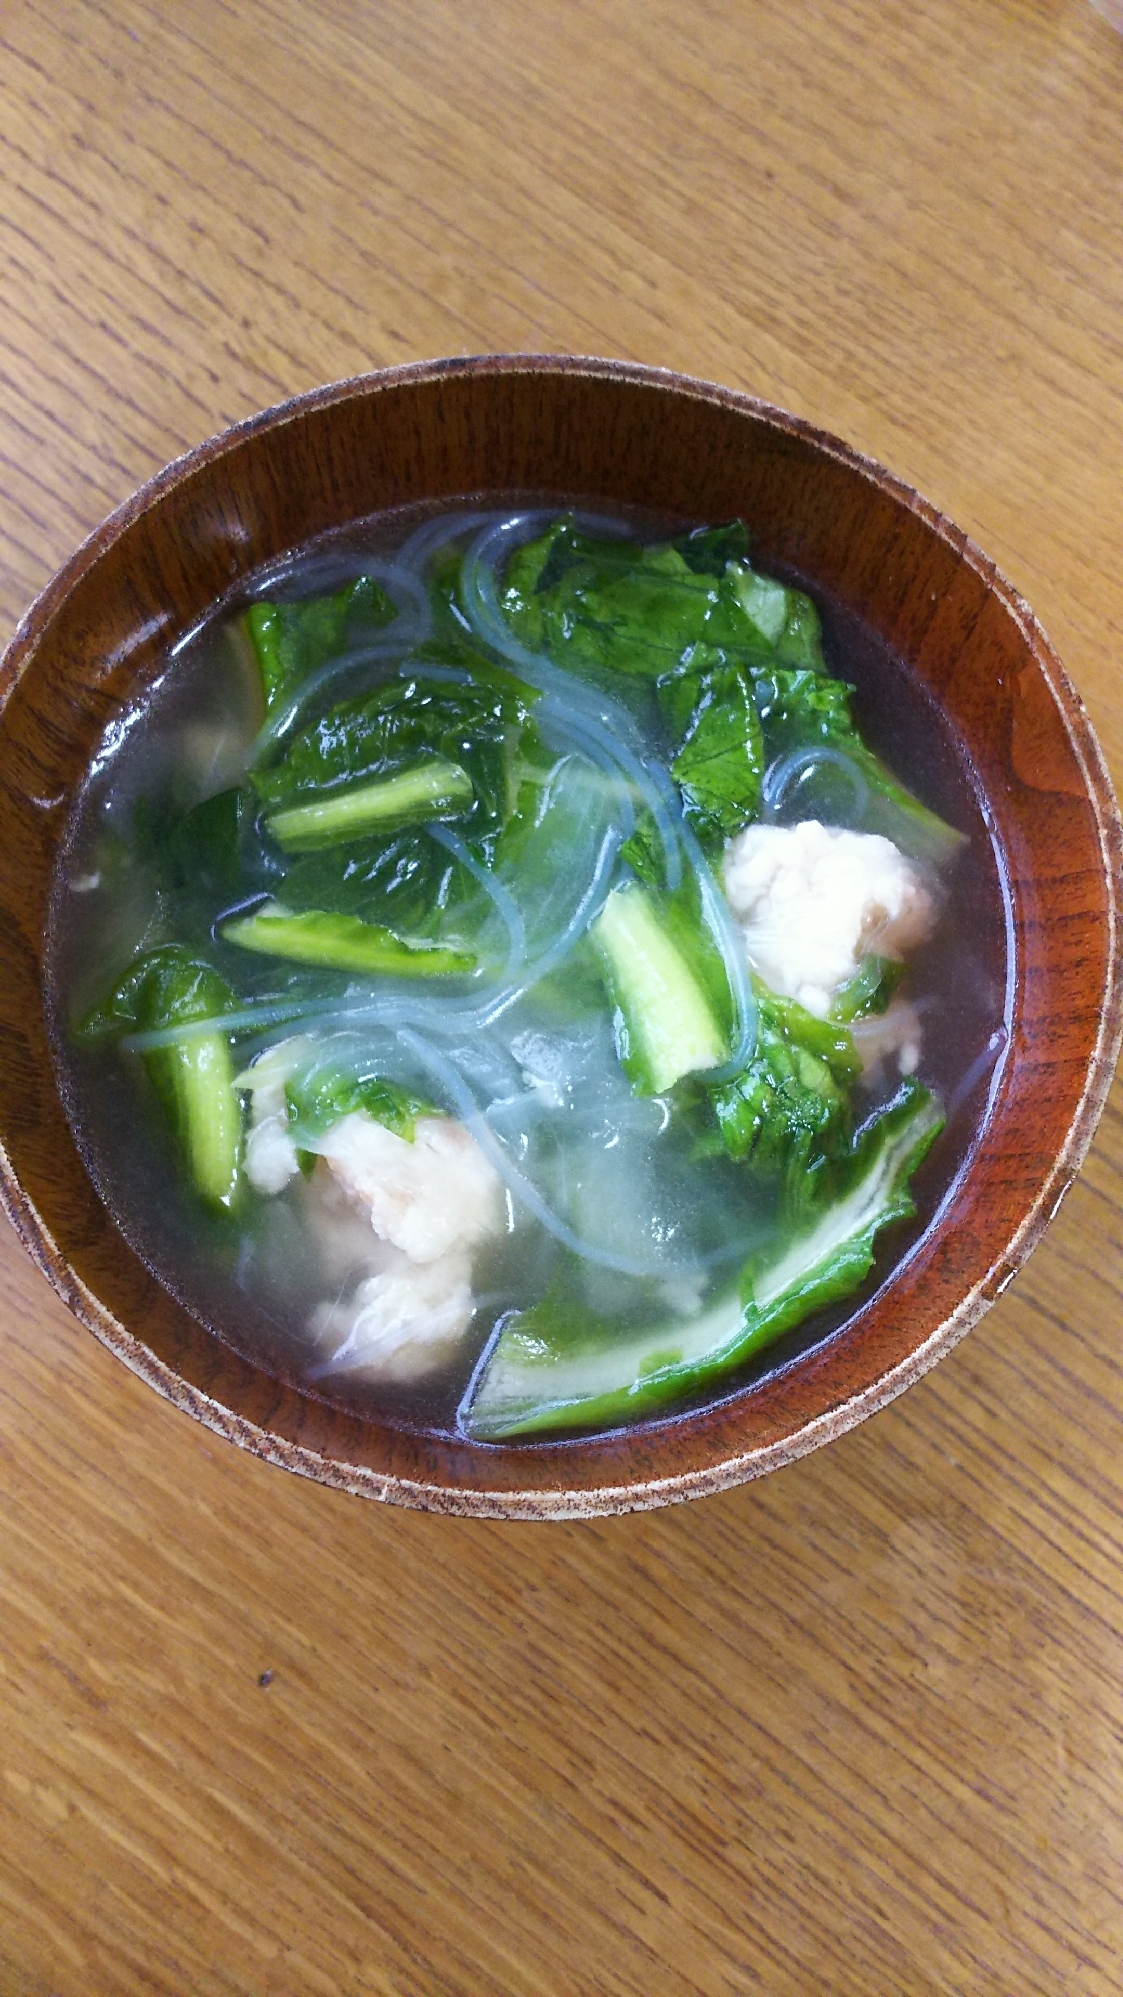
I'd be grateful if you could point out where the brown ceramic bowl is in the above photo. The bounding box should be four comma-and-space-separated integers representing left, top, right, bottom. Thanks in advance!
0, 356, 1119, 1518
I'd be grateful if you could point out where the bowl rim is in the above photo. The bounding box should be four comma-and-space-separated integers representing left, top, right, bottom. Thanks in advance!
2, 351, 1120, 1520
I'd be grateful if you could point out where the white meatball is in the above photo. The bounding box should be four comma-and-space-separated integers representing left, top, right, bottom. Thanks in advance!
244, 1112, 301, 1195
236, 1035, 505, 1379
301, 1110, 503, 1373
310, 1250, 475, 1382
722, 820, 937, 1018
309, 1113, 504, 1378
318, 1113, 503, 1263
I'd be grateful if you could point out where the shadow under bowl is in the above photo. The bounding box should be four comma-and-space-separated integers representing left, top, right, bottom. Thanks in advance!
0, 355, 1119, 1518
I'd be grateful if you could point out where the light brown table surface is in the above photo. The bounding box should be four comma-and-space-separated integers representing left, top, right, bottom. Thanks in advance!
2, 3, 1123, 1991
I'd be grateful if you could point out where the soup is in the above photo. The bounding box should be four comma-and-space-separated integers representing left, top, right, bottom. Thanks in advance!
46, 501, 1010, 1440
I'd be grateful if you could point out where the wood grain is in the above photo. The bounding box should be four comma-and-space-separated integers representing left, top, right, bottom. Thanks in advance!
1, 0, 1122, 1989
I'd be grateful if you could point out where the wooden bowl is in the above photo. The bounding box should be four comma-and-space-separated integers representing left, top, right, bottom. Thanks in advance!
0, 356, 1119, 1519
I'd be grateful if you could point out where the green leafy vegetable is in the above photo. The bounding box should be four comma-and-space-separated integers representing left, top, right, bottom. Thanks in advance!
591, 884, 728, 1094
619, 810, 668, 888
244, 576, 395, 714
495, 524, 961, 862
427, 544, 477, 644
830, 956, 904, 1023
253, 661, 535, 839
284, 1063, 436, 1144
659, 653, 765, 843
247, 659, 548, 949
462, 1081, 942, 1439
499, 520, 825, 682
277, 829, 458, 933
269, 730, 590, 979
154, 788, 245, 904
728, 566, 823, 667
136, 786, 284, 943
705, 981, 860, 1221
737, 1080, 942, 1344
78, 946, 242, 1208
221, 903, 475, 976
751, 667, 966, 867
265, 756, 474, 852
676, 520, 751, 576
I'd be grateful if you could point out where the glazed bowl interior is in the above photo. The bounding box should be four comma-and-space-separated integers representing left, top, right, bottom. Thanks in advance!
0, 356, 1118, 1518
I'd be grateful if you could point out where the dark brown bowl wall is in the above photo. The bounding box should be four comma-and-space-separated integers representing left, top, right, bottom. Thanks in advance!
0, 356, 1118, 1517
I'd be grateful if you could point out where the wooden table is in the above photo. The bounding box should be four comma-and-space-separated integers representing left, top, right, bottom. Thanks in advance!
2, 4, 1122, 1990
